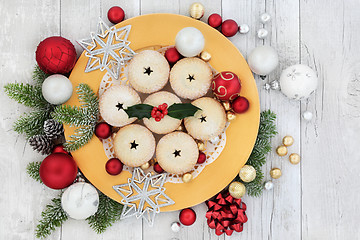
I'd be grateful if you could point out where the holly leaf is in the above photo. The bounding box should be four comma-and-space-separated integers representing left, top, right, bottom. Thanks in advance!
124, 104, 153, 119
167, 103, 201, 120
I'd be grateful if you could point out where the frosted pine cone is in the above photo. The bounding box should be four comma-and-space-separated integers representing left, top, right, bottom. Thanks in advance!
44, 119, 64, 140
29, 135, 54, 155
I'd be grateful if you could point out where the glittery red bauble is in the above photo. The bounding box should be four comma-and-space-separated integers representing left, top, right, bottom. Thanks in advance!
52, 144, 69, 154
232, 96, 249, 114
105, 158, 123, 175
197, 152, 206, 164
208, 13, 222, 28
212, 71, 241, 101
165, 47, 181, 64
221, 20, 238, 37
107, 6, 125, 24
154, 163, 164, 173
179, 208, 196, 226
95, 122, 112, 139
39, 153, 78, 189
35, 36, 77, 74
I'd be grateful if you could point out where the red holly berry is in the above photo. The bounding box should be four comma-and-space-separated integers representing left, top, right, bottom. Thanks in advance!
154, 162, 164, 173
232, 96, 249, 113
197, 152, 206, 164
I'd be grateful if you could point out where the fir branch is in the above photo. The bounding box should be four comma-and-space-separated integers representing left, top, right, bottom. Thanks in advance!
64, 124, 95, 152
32, 65, 50, 86
77, 83, 99, 115
26, 161, 42, 183
13, 110, 51, 138
36, 196, 68, 239
87, 192, 123, 234
51, 105, 95, 127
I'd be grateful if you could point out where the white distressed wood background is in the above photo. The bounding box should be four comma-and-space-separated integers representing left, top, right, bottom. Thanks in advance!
1, 0, 360, 239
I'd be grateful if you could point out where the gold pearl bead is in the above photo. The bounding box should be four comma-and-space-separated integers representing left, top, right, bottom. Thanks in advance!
200, 51, 211, 62
140, 162, 150, 170
289, 153, 301, 165
222, 101, 231, 111
282, 136, 294, 146
226, 111, 237, 121
189, 2, 205, 20
239, 165, 256, 182
270, 168, 282, 179
276, 145, 288, 156
229, 181, 246, 199
182, 173, 193, 183
197, 141, 205, 151
177, 125, 184, 131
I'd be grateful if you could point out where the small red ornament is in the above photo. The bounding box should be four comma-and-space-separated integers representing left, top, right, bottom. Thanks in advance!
105, 158, 123, 175
95, 122, 112, 139
36, 36, 77, 74
179, 208, 196, 226
52, 144, 69, 154
232, 96, 249, 114
39, 153, 78, 189
212, 71, 241, 101
221, 20, 238, 37
208, 13, 222, 28
153, 162, 164, 173
107, 6, 125, 24
151, 103, 168, 122
165, 47, 181, 65
197, 152, 206, 164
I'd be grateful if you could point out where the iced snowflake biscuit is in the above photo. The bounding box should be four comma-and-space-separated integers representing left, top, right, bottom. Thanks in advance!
113, 124, 156, 167
184, 97, 226, 141
156, 132, 199, 174
170, 57, 212, 99
128, 50, 170, 93
99, 85, 141, 127
143, 91, 182, 134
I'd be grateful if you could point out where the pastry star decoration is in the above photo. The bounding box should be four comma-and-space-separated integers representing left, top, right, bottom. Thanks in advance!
113, 167, 174, 226
77, 18, 135, 79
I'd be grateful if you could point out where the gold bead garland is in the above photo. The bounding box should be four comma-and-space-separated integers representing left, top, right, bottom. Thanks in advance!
289, 153, 300, 164
276, 145, 288, 156
200, 51, 211, 62
182, 173, 193, 183
282, 136, 294, 146
270, 168, 282, 179
226, 111, 236, 121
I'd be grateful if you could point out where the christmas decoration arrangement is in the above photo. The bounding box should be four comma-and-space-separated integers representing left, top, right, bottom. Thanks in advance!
4, 2, 318, 238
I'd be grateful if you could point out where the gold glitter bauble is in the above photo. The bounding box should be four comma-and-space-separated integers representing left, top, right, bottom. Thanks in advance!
270, 168, 282, 179
197, 141, 205, 151
140, 162, 150, 170
200, 51, 211, 62
239, 165, 256, 182
182, 173, 193, 183
289, 153, 300, 164
222, 101, 231, 111
282, 136, 294, 146
276, 145, 288, 156
189, 2, 205, 20
229, 181, 246, 199
226, 111, 236, 121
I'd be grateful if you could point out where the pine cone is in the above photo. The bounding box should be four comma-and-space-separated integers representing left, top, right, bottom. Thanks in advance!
29, 135, 54, 155
44, 119, 64, 140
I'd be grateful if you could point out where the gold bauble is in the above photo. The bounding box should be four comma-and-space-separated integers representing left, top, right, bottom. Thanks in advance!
189, 2, 205, 20
197, 141, 205, 151
289, 153, 300, 165
282, 136, 294, 146
226, 111, 237, 121
239, 165, 256, 182
140, 162, 150, 170
222, 101, 231, 111
229, 181, 246, 199
270, 168, 282, 179
276, 145, 288, 156
200, 51, 211, 62
182, 173, 193, 183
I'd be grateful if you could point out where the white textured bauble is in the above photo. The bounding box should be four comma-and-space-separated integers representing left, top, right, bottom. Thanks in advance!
257, 28, 268, 39
260, 13, 271, 24
171, 222, 181, 232
239, 24, 250, 34
42, 74, 73, 105
175, 27, 205, 57
279, 64, 318, 100
247, 46, 279, 76
61, 182, 99, 220
264, 181, 274, 190
303, 111, 313, 121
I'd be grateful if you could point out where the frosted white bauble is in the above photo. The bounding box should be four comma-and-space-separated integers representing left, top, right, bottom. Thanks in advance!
175, 27, 205, 57
279, 64, 318, 100
61, 182, 99, 220
170, 222, 181, 232
42, 74, 73, 105
247, 46, 279, 76
303, 111, 313, 121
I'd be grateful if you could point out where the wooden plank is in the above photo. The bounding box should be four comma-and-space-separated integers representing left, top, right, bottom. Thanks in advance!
300, 0, 360, 239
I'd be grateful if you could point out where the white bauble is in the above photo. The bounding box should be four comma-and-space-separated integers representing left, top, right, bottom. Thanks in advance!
247, 46, 279, 76
61, 182, 99, 220
175, 27, 205, 57
42, 74, 73, 105
303, 111, 313, 121
279, 64, 318, 100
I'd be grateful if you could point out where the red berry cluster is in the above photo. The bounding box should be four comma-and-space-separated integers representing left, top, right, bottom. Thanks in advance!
151, 103, 168, 122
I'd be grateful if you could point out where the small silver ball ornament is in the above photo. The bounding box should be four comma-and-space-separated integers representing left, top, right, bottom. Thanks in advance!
171, 222, 181, 232
260, 13, 271, 24
270, 80, 280, 90
303, 111, 313, 121
239, 24, 250, 34
264, 181, 274, 190
264, 83, 271, 90
257, 28, 268, 39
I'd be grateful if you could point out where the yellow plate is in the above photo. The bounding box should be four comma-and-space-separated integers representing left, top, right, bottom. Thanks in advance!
65, 13, 259, 211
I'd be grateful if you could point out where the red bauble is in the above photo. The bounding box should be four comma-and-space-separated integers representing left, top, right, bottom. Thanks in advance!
153, 163, 164, 173
165, 47, 181, 65
232, 96, 249, 114
221, 20, 238, 37
36, 36, 77, 74
105, 158, 123, 175
95, 122, 112, 139
107, 6, 125, 24
208, 13, 222, 28
212, 71, 241, 101
197, 152, 206, 164
39, 153, 78, 189
52, 144, 69, 154
179, 208, 196, 226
